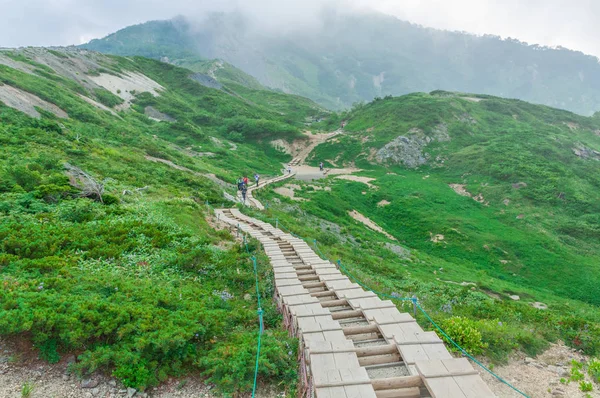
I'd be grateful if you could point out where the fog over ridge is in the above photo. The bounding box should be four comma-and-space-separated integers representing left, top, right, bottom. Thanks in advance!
1, 0, 599, 58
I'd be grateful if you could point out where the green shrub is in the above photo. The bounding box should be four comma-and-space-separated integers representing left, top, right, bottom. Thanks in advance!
198, 330, 297, 394
94, 88, 124, 108
7, 166, 42, 191
571, 360, 585, 381
317, 231, 339, 246
102, 194, 120, 205
580, 381, 593, 392
21, 381, 34, 398
34, 183, 71, 203
589, 358, 600, 383
439, 316, 488, 355
57, 199, 103, 223
37, 338, 60, 364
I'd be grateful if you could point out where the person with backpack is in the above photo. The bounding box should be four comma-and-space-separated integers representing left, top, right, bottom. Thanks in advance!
241, 185, 247, 203
254, 173, 260, 187
237, 177, 243, 191
243, 176, 249, 187
319, 162, 324, 171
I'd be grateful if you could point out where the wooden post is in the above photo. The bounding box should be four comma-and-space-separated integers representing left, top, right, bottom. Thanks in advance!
412, 295, 418, 317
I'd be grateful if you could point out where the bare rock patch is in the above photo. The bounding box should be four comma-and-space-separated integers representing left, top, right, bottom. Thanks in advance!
0, 84, 68, 119
348, 210, 396, 240
572, 143, 600, 160
144, 106, 175, 122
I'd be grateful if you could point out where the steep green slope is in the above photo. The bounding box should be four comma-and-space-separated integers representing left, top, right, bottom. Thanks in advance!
312, 92, 600, 304
82, 11, 600, 115
0, 47, 318, 394
252, 92, 600, 361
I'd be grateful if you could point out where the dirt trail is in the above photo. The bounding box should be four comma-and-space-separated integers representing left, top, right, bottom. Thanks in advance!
289, 130, 341, 166
282, 130, 369, 182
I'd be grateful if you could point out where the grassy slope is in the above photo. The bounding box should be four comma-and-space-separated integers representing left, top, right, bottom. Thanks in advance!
252, 92, 600, 361
312, 92, 600, 304
0, 48, 315, 394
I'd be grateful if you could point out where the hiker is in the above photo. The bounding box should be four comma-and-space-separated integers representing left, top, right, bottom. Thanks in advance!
241, 185, 247, 202
319, 162, 324, 171
243, 176, 249, 187
237, 177, 244, 191
287, 165, 292, 175
254, 173, 260, 187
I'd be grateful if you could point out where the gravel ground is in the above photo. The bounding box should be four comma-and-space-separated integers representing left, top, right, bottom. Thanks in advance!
0, 337, 284, 398
475, 342, 600, 398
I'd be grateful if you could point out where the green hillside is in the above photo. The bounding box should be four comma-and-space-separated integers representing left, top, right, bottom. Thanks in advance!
82, 12, 600, 115
0, 47, 326, 394
252, 92, 600, 361
2, 45, 600, 396
312, 92, 600, 305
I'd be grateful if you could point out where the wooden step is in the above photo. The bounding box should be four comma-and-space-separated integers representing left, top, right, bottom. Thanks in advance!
311, 291, 336, 298
293, 265, 312, 270
320, 299, 349, 308
331, 310, 363, 320
343, 324, 379, 335
303, 282, 325, 289
371, 376, 423, 390
355, 344, 398, 358
297, 270, 317, 276
299, 275, 320, 282
358, 353, 401, 367
375, 387, 420, 398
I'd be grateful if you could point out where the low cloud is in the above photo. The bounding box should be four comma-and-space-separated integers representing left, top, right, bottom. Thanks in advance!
1, 0, 599, 58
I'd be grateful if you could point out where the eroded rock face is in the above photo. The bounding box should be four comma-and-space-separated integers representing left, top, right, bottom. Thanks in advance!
572, 143, 600, 160
376, 134, 430, 168
189, 73, 222, 90
375, 124, 450, 168
144, 106, 176, 122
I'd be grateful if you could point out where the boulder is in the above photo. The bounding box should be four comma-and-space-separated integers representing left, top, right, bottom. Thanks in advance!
81, 379, 99, 389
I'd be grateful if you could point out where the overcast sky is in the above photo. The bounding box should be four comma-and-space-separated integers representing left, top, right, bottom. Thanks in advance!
1, 0, 599, 58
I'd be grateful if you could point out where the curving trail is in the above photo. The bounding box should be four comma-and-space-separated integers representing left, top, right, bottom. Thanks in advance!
216, 172, 496, 398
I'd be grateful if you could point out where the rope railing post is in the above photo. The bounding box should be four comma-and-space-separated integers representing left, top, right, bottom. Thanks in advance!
411, 295, 418, 317
250, 255, 263, 398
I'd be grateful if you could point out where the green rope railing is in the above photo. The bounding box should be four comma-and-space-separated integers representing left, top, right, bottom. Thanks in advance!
207, 201, 264, 397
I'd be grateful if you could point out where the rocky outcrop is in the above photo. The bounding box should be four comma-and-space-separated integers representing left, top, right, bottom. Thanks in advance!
376, 133, 429, 168
189, 73, 222, 90
375, 124, 450, 168
144, 106, 176, 122
572, 143, 600, 160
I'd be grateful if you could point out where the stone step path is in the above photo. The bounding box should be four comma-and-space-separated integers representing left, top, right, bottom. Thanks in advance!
215, 208, 496, 398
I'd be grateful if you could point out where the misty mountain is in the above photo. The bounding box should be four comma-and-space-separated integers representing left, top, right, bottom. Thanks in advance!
82, 10, 600, 115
